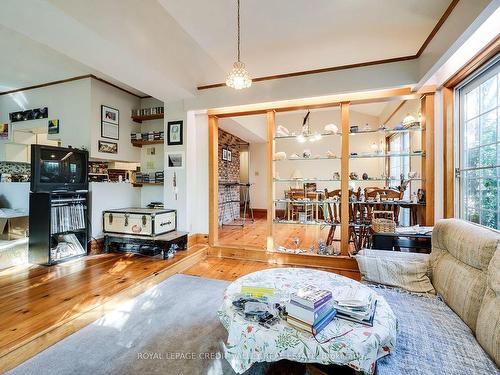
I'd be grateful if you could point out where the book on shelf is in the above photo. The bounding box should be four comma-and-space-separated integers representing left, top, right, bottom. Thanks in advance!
287, 307, 337, 335
286, 299, 333, 325
290, 285, 332, 310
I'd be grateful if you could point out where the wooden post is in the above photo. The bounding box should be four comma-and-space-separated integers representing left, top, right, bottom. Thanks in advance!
208, 116, 219, 246
340, 102, 350, 255
421, 94, 435, 225
266, 111, 276, 251
443, 88, 454, 218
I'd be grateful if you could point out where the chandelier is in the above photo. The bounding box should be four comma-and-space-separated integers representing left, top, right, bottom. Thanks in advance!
226, 0, 252, 89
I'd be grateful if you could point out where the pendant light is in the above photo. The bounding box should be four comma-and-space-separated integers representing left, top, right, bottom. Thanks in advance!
226, 0, 252, 89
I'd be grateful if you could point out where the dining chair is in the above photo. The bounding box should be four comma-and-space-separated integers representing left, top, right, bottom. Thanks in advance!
323, 188, 363, 251
364, 188, 403, 224
287, 188, 313, 222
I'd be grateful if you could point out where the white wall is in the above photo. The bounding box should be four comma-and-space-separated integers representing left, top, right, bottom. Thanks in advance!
90, 79, 141, 162
186, 111, 208, 233
0, 78, 91, 150
89, 182, 141, 238
248, 142, 268, 209
164, 100, 188, 231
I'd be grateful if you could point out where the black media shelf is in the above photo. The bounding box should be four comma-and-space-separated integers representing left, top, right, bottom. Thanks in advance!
29, 191, 89, 266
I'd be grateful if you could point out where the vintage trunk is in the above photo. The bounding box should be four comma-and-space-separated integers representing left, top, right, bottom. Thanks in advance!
103, 208, 176, 236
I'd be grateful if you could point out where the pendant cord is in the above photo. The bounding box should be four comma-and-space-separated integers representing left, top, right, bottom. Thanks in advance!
237, 0, 241, 62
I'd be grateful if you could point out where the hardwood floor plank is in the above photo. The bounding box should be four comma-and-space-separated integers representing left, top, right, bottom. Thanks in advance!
0, 245, 207, 359
183, 257, 361, 282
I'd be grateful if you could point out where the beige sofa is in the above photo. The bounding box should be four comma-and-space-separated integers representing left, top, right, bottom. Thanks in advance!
431, 219, 499, 365
357, 219, 499, 374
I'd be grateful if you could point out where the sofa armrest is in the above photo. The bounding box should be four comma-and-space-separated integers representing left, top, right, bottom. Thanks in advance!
355, 249, 435, 294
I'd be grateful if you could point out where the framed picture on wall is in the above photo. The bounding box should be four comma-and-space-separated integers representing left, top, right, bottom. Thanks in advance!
101, 121, 119, 140
0, 123, 9, 140
48, 119, 60, 135
167, 120, 183, 145
101, 105, 119, 125
98, 140, 118, 154
222, 148, 228, 161
227, 150, 232, 162
166, 151, 184, 169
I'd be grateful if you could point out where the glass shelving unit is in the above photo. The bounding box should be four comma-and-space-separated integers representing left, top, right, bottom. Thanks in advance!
348, 126, 423, 135
349, 152, 425, 158
274, 156, 341, 161
274, 132, 341, 140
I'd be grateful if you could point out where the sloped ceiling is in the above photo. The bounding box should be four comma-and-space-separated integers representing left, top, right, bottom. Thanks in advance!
0, 0, 491, 100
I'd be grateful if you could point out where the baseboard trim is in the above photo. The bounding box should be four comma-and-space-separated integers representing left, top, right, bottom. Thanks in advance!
188, 233, 208, 247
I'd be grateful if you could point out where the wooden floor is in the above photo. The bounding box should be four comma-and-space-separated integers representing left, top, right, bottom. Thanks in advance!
219, 217, 341, 251
182, 256, 360, 282
0, 237, 359, 373
0, 244, 207, 373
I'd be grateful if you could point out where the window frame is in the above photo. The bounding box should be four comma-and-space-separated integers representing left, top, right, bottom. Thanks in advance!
455, 57, 500, 229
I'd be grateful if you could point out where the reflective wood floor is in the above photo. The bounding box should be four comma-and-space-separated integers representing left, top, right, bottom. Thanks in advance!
182, 256, 361, 282
0, 244, 207, 372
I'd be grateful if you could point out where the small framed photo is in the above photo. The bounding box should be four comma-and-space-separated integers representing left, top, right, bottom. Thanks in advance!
166, 151, 184, 169
101, 105, 119, 125
167, 120, 183, 145
227, 150, 232, 162
98, 140, 118, 154
222, 148, 228, 161
0, 123, 9, 140
101, 121, 119, 140
48, 119, 60, 135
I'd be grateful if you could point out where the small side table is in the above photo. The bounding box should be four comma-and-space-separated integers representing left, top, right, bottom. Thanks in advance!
372, 231, 432, 253
104, 231, 188, 259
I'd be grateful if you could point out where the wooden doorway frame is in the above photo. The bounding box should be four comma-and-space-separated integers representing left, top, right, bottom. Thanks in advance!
208, 86, 435, 267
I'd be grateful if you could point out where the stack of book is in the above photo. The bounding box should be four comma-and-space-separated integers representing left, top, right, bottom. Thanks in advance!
332, 287, 377, 326
286, 285, 337, 335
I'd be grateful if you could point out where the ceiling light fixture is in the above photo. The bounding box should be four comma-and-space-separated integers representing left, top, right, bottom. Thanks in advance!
226, 0, 252, 90
402, 113, 417, 126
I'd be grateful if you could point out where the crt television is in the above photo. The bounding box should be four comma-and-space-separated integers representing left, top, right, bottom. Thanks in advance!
30, 144, 88, 192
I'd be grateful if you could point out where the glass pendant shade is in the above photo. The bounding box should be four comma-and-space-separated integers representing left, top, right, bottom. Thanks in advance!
402, 113, 416, 126
226, 61, 252, 89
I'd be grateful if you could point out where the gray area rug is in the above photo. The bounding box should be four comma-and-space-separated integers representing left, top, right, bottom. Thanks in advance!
8, 274, 271, 375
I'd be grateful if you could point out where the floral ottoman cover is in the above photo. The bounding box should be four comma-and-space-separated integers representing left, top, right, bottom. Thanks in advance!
217, 268, 397, 374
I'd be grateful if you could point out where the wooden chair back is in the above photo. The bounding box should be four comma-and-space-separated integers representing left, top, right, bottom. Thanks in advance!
304, 183, 317, 193
365, 188, 403, 200
289, 188, 305, 200
364, 188, 402, 224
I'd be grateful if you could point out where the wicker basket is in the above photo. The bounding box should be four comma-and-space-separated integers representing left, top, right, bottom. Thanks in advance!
372, 211, 396, 233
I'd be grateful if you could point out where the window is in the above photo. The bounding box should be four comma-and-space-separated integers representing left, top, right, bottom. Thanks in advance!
389, 132, 410, 225
457, 60, 499, 229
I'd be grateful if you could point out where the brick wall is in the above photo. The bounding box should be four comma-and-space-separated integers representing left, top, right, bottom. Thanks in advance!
218, 129, 244, 224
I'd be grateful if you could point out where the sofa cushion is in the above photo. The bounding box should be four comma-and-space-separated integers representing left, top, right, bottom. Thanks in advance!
430, 219, 499, 331
356, 250, 435, 294
372, 287, 499, 375
476, 250, 500, 366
